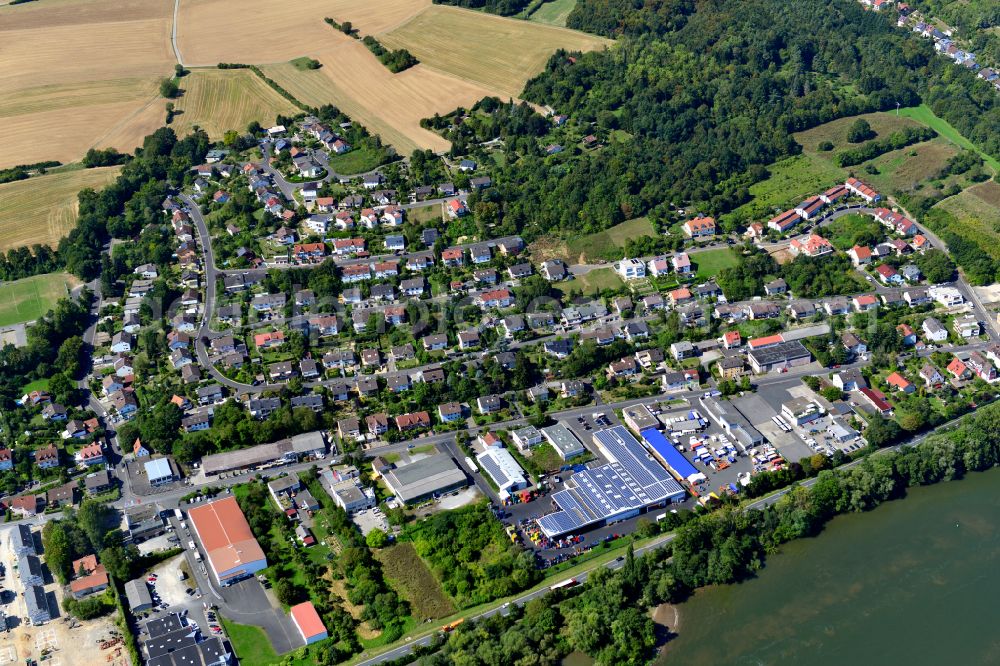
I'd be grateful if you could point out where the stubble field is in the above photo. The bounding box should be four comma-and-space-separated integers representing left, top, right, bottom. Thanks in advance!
0, 0, 174, 167
0, 167, 122, 251
378, 5, 611, 97
170, 69, 300, 139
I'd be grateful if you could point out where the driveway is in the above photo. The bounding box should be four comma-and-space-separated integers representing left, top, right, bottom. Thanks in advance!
219, 579, 302, 654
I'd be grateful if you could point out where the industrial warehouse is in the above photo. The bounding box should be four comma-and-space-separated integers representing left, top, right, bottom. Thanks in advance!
187, 496, 268, 586
535, 426, 686, 538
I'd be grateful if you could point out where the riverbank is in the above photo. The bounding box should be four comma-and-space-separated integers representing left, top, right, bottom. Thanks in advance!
657, 466, 1000, 665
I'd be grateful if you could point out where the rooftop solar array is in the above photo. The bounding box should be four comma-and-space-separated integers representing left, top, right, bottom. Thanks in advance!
536, 426, 685, 537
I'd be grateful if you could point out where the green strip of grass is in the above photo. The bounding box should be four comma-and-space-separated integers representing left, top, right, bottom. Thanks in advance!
219, 619, 281, 666
898, 104, 1000, 174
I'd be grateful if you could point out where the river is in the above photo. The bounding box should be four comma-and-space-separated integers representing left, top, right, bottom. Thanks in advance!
658, 468, 1000, 665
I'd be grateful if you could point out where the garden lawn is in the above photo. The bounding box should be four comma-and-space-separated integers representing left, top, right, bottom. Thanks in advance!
692, 248, 739, 279
823, 213, 882, 250
326, 144, 391, 175
555, 267, 623, 298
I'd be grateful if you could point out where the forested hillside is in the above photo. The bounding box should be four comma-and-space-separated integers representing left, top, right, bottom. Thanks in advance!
429, 0, 1000, 242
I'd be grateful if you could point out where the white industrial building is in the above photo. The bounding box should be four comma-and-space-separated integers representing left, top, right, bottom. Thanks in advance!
477, 445, 528, 494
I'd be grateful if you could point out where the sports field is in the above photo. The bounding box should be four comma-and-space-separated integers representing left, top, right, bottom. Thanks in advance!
0, 0, 174, 167
0, 273, 79, 327
171, 69, 299, 139
379, 5, 610, 97
0, 167, 121, 251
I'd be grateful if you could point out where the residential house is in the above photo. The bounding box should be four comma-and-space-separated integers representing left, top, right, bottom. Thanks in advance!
922, 317, 948, 342
683, 216, 716, 237
886, 372, 915, 394
919, 364, 944, 387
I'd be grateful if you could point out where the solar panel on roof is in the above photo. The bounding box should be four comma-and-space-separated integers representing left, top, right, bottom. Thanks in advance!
536, 426, 688, 538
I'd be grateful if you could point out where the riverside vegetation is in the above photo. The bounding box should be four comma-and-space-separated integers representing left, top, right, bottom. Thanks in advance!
403, 400, 1000, 665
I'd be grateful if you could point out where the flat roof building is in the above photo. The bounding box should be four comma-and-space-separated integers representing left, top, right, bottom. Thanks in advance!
187, 496, 267, 586
143, 613, 229, 666
145, 458, 176, 486
747, 340, 812, 374
536, 426, 685, 538
541, 423, 586, 460
623, 404, 659, 434
381, 454, 468, 504
477, 445, 528, 494
201, 431, 326, 475
639, 428, 706, 485
699, 397, 765, 449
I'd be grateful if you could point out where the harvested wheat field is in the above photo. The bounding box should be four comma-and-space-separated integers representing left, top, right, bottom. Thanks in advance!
0, 167, 121, 252
176, 0, 336, 65
379, 5, 611, 97
263, 41, 495, 154
0, 0, 174, 167
323, 0, 433, 34
171, 69, 299, 138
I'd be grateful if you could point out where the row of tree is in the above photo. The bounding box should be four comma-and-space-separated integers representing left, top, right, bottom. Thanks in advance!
416, 399, 1000, 664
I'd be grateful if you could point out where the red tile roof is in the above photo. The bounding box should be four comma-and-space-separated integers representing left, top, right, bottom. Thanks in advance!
290, 601, 327, 639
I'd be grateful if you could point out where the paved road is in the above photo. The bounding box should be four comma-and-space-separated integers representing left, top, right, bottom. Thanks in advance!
352, 389, 990, 665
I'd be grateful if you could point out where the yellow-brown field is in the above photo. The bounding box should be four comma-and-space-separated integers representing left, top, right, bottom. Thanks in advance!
262, 40, 496, 154
176, 0, 336, 65
0, 167, 121, 251
378, 5, 611, 97
170, 69, 300, 139
3, 0, 611, 164
0, 0, 174, 167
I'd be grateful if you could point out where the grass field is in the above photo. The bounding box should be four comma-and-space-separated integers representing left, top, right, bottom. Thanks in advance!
859, 138, 959, 194
730, 153, 846, 222
408, 203, 444, 224
375, 542, 456, 621
898, 104, 1000, 174
932, 181, 1000, 259
0, 0, 174, 167
555, 267, 624, 298
0, 167, 121, 251
527, 0, 577, 26
566, 217, 654, 262
326, 144, 391, 175
793, 111, 921, 155
823, 213, 882, 250
0, 273, 79, 327
379, 5, 610, 97
218, 619, 292, 666
692, 248, 740, 279
170, 69, 299, 139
